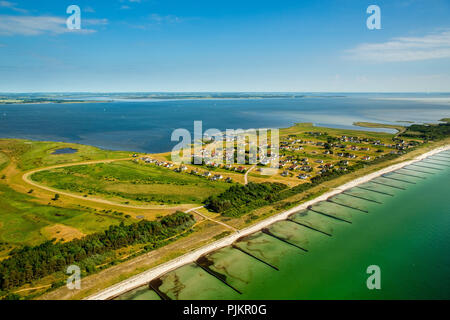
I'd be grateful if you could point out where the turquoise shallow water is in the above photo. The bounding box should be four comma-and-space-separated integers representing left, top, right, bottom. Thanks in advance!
119, 152, 450, 300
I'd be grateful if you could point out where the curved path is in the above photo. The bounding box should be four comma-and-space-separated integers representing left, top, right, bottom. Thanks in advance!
22, 158, 193, 211
244, 164, 257, 185
186, 206, 238, 232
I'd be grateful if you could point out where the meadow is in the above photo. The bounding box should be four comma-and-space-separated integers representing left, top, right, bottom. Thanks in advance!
3, 140, 131, 171
0, 152, 8, 172
0, 183, 125, 254
0, 140, 133, 257
31, 160, 231, 205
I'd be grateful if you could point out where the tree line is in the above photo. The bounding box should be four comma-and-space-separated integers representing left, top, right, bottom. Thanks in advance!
400, 121, 450, 141
204, 182, 288, 217
0, 211, 195, 291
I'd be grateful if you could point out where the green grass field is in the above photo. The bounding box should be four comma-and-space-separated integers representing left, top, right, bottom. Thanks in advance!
0, 139, 130, 171
0, 183, 124, 250
280, 122, 396, 140
0, 140, 133, 257
0, 152, 8, 172
31, 160, 231, 205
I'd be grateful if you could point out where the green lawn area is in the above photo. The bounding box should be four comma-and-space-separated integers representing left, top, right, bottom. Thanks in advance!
281, 123, 396, 141
31, 160, 231, 205
0, 152, 8, 172
0, 183, 124, 250
0, 139, 131, 171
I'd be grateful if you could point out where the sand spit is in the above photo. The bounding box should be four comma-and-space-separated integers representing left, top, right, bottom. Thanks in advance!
87, 144, 450, 300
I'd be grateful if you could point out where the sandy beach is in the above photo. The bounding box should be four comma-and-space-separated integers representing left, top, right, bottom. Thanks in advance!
86, 144, 450, 300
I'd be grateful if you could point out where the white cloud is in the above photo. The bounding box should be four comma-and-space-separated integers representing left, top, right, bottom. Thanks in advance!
83, 6, 95, 13
346, 31, 450, 62
0, 1, 27, 13
0, 15, 108, 36
149, 14, 182, 24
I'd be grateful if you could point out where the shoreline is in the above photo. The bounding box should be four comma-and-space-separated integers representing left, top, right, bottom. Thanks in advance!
86, 144, 450, 300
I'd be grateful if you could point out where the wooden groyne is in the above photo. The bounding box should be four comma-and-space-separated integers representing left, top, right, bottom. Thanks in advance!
355, 185, 394, 196
261, 228, 308, 252
327, 198, 369, 213
424, 160, 450, 167
341, 192, 383, 204
286, 218, 332, 237
149, 278, 171, 300
410, 163, 443, 171
400, 167, 434, 175
381, 175, 416, 184
195, 257, 242, 294
371, 180, 406, 190
307, 206, 352, 224
392, 171, 426, 179
231, 245, 279, 271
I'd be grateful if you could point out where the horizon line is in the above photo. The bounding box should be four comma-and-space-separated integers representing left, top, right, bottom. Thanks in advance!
2, 91, 450, 94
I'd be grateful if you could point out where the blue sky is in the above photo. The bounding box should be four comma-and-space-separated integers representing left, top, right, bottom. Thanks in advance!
0, 0, 449, 92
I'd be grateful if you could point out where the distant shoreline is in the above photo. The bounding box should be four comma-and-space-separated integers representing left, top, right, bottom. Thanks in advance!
0, 100, 112, 105
371, 97, 450, 104
0, 95, 348, 105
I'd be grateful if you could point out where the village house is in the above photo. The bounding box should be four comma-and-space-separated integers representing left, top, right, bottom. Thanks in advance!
212, 174, 223, 181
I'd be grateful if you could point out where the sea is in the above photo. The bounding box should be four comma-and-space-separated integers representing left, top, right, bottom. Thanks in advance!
0, 93, 449, 153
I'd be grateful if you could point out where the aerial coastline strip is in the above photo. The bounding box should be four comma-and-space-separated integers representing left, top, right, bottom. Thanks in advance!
86, 144, 450, 300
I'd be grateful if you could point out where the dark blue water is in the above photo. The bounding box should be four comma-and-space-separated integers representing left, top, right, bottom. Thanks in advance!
1, 95, 449, 153
51, 148, 78, 155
